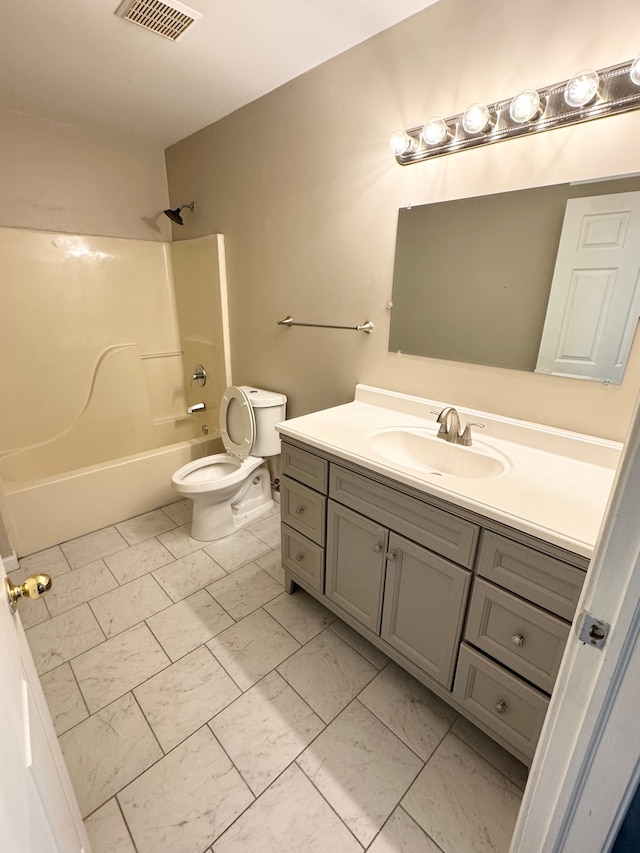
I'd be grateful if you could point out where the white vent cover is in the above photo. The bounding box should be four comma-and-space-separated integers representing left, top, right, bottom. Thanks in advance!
115, 0, 202, 41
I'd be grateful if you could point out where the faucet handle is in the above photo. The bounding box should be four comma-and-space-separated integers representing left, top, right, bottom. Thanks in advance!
460, 422, 484, 446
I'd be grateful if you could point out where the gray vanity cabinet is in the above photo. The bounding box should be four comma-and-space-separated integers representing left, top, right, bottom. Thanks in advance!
381, 533, 471, 689
280, 437, 587, 765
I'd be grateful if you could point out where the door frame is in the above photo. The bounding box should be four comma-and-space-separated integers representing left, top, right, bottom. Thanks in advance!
511, 388, 640, 851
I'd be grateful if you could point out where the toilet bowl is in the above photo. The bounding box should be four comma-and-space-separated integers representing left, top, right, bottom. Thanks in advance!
172, 385, 287, 541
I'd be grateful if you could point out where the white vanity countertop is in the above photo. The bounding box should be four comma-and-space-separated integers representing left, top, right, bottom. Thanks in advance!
276, 385, 623, 558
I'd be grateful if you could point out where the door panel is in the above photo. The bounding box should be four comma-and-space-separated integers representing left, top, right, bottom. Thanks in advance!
325, 501, 387, 633
381, 533, 472, 689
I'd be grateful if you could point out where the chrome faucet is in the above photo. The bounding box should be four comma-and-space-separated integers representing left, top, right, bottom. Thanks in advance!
435, 406, 484, 446
186, 402, 206, 414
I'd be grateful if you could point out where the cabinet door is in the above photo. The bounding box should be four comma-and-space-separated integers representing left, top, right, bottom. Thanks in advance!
381, 533, 472, 689
326, 501, 388, 633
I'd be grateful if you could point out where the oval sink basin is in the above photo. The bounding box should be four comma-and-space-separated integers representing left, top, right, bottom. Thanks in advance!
365, 427, 510, 479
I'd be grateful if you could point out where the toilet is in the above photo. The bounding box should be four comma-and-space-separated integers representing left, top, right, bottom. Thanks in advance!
172, 385, 287, 541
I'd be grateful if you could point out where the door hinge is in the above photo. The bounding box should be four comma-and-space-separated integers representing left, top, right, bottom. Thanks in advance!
576, 611, 610, 650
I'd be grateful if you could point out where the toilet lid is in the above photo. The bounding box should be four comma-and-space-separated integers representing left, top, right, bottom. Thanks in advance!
220, 386, 256, 460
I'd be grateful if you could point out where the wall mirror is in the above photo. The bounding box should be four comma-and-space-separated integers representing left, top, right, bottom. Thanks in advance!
388, 175, 640, 383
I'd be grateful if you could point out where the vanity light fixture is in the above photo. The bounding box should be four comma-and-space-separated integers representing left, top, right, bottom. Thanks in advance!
421, 116, 451, 146
509, 89, 542, 124
461, 102, 492, 134
391, 58, 640, 165
564, 69, 600, 108
388, 129, 418, 156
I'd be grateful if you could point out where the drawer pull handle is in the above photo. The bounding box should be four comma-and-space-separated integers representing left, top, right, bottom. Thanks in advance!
295, 553, 304, 562
495, 700, 507, 714
373, 543, 383, 553
385, 551, 397, 561
511, 633, 525, 648
295, 506, 305, 515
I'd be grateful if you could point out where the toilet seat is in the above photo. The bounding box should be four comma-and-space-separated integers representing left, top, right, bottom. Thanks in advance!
220, 386, 256, 460
172, 452, 264, 495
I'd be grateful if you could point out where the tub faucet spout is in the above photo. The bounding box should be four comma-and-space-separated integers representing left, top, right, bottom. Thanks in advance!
187, 402, 206, 414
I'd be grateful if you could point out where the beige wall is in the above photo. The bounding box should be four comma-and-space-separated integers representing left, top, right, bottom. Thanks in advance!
165, 0, 640, 442
0, 109, 171, 241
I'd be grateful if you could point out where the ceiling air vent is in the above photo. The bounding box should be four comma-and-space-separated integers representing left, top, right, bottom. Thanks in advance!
115, 0, 202, 41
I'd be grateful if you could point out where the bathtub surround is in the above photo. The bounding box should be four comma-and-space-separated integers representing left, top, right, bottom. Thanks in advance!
165, 0, 640, 442
21, 502, 525, 852
0, 230, 229, 555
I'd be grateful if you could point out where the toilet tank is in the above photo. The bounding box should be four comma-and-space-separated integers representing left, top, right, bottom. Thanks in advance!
241, 386, 287, 457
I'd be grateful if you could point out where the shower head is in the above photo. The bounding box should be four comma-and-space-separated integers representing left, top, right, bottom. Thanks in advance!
163, 202, 196, 225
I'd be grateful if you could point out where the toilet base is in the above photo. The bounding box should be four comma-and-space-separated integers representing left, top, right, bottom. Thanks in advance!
190, 463, 274, 541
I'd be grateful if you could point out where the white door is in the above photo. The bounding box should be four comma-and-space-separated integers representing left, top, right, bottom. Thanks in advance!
0, 558, 91, 853
536, 191, 640, 383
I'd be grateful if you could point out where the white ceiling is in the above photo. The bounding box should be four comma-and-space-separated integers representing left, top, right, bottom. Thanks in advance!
2, 0, 439, 148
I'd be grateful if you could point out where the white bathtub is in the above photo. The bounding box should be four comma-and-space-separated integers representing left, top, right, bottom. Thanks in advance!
0, 433, 220, 557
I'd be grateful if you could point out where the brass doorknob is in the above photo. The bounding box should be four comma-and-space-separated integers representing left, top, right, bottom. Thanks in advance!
5, 573, 52, 611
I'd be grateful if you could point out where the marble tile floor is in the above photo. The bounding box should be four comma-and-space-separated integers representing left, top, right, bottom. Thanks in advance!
20, 499, 527, 853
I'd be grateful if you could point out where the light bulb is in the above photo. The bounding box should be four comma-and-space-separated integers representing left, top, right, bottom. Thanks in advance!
421, 117, 450, 146
462, 103, 491, 134
631, 56, 640, 86
509, 89, 542, 124
564, 70, 599, 108
388, 130, 417, 157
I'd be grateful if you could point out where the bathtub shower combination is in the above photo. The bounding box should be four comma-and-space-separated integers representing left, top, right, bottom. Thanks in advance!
0, 227, 230, 556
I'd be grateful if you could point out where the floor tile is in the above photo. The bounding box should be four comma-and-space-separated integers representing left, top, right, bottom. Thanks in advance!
298, 700, 422, 846
452, 716, 529, 791
44, 559, 118, 617
255, 548, 285, 586
248, 514, 281, 548
118, 726, 253, 853
116, 509, 177, 545
329, 619, 389, 669
16, 545, 71, 580
213, 763, 363, 853
210, 671, 324, 795
161, 498, 192, 526
206, 608, 300, 691
84, 799, 136, 853
278, 629, 377, 722
60, 692, 162, 818
40, 662, 89, 735
26, 604, 105, 674
401, 733, 522, 853
146, 589, 234, 661
61, 526, 129, 569
206, 563, 281, 620
157, 524, 214, 559
105, 538, 175, 585
152, 549, 227, 602
204, 528, 271, 573
90, 574, 172, 637
368, 807, 442, 853
18, 597, 50, 629
72, 622, 170, 713
264, 589, 335, 643
134, 646, 240, 752
359, 662, 456, 761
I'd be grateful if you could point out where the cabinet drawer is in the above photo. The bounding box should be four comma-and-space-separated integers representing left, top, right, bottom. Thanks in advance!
281, 442, 329, 493
453, 643, 549, 761
465, 579, 570, 693
330, 465, 479, 568
281, 476, 326, 545
477, 532, 585, 621
281, 524, 324, 593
